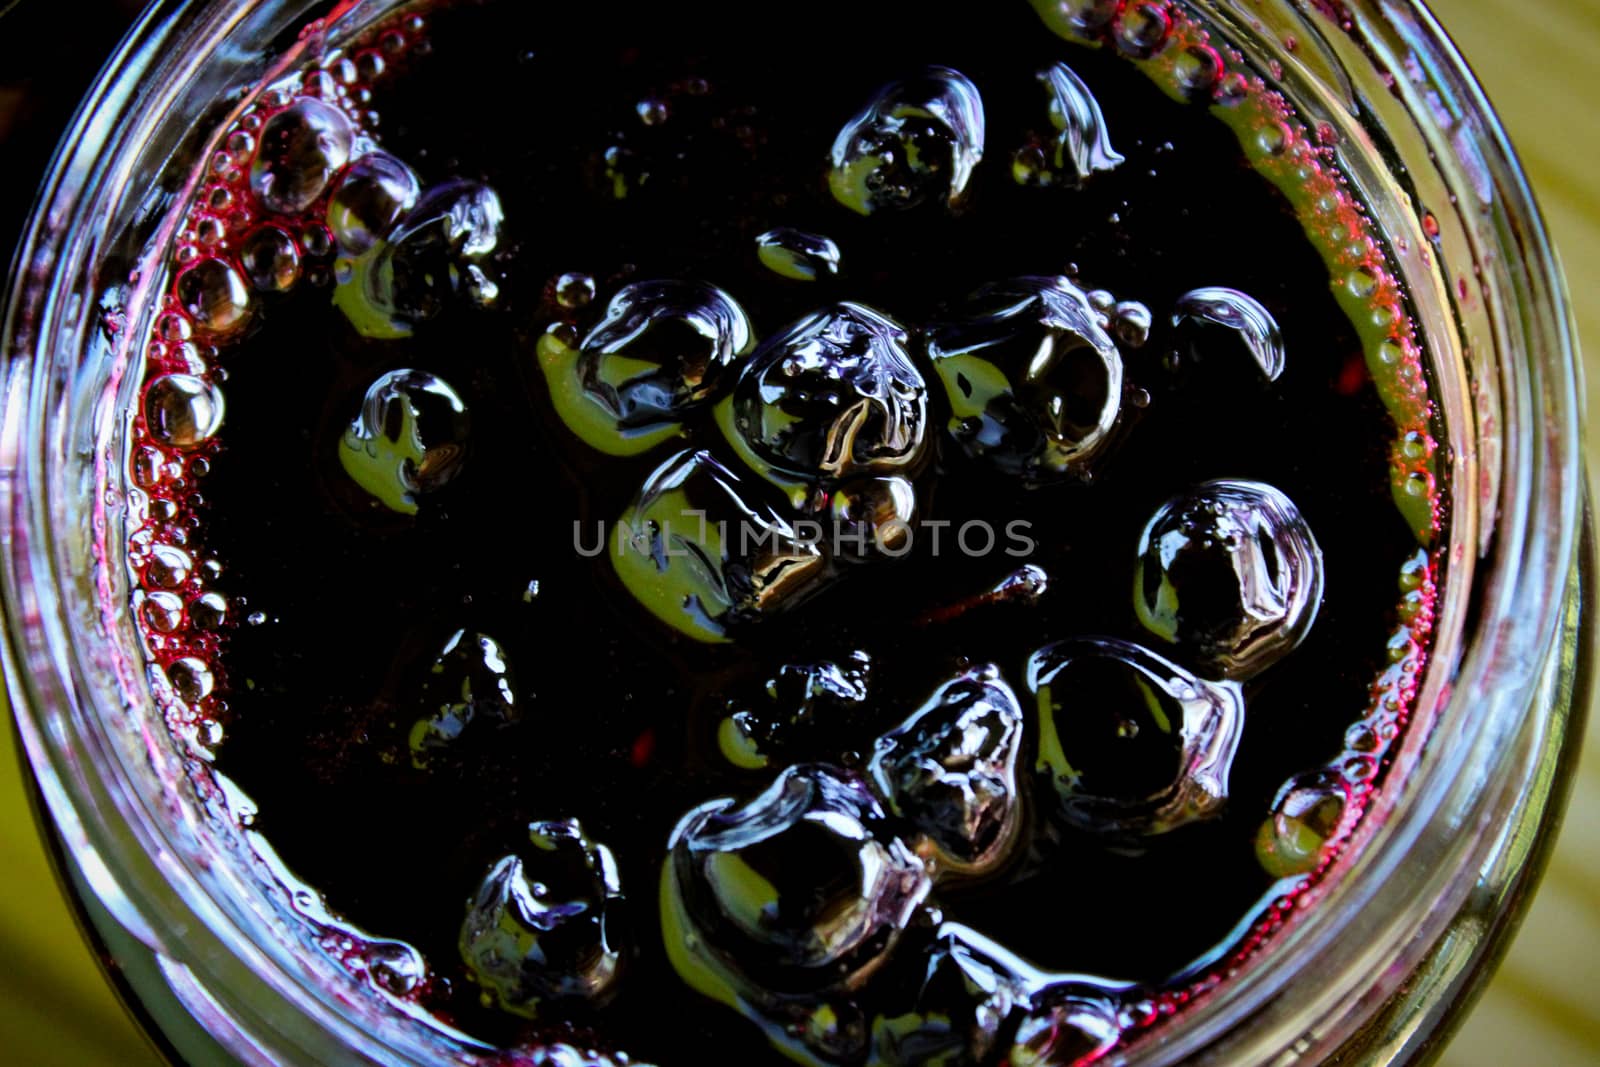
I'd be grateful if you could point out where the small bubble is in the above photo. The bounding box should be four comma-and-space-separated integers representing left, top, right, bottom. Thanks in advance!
555, 272, 596, 309
225, 129, 255, 161
1115, 1, 1173, 58
144, 544, 193, 589
167, 656, 215, 703
133, 446, 165, 487
1175, 46, 1223, 94
141, 591, 184, 633
1216, 72, 1250, 105
195, 217, 226, 247
189, 591, 229, 631
1346, 267, 1379, 298
157, 313, 193, 343
1346, 722, 1380, 753
1342, 754, 1377, 783
238, 225, 299, 292
328, 56, 359, 85
301, 223, 333, 258
176, 258, 252, 332
326, 151, 420, 253
1058, 0, 1119, 31
144, 374, 225, 449
250, 97, 355, 214
754, 228, 842, 282
635, 98, 669, 126
1113, 300, 1152, 347
1257, 122, 1292, 157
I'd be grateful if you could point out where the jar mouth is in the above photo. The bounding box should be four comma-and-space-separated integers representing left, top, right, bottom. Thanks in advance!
1, 2, 1583, 1065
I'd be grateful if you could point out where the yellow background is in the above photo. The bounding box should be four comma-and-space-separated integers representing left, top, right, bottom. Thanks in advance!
2, 0, 1597, 1062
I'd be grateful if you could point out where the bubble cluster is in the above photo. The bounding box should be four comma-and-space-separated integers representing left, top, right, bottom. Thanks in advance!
1133, 479, 1323, 679
927, 276, 1125, 485
460, 819, 627, 1014
339, 369, 471, 515
828, 66, 986, 215
1027, 637, 1246, 838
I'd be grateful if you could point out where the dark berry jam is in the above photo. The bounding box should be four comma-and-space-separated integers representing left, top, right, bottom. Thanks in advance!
122, 1, 1442, 1063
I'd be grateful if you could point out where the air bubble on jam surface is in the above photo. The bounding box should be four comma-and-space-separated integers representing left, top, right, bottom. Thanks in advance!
1026, 637, 1245, 838
143, 373, 224, 449
735, 653, 872, 727
541, 280, 753, 456
460, 819, 627, 1016
611, 449, 829, 642
334, 179, 505, 339
1254, 769, 1350, 878
176, 257, 252, 333
188, 591, 229, 631
926, 276, 1124, 485
166, 656, 215, 704
554, 271, 596, 310
872, 922, 1130, 1066
326, 150, 421, 253
719, 652, 873, 767
1133, 479, 1323, 679
139, 590, 184, 634
338, 369, 470, 515
828, 66, 985, 215
363, 939, 428, 997
250, 97, 356, 214
1173, 287, 1286, 381
144, 544, 193, 589
408, 629, 519, 769
755, 227, 842, 282
830, 475, 918, 561
664, 763, 931, 999
722, 302, 928, 496
1014, 61, 1123, 188
867, 664, 1026, 877
1008, 990, 1124, 1067
240, 225, 302, 292
871, 923, 1031, 1064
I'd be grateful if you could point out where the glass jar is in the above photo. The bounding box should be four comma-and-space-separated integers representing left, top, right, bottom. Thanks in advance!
1, 1, 1587, 1063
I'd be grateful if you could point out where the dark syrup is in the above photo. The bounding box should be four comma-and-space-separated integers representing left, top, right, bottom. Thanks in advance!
126, 1, 1441, 1062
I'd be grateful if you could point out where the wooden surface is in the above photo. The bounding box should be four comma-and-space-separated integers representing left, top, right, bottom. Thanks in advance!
1, 0, 1596, 1062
